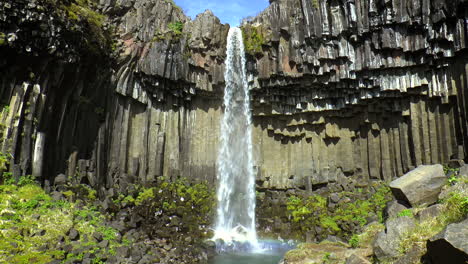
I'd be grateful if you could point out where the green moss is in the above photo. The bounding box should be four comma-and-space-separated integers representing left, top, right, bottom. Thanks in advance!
397, 209, 413, 218
134, 187, 154, 206
241, 25, 265, 56
0, 32, 6, 46
168, 21, 184, 36
287, 184, 391, 238
311, 0, 320, 9
0, 180, 127, 263
399, 180, 468, 254
42, 0, 111, 55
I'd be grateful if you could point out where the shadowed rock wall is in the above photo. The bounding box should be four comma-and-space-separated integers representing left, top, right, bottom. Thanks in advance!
0, 0, 228, 190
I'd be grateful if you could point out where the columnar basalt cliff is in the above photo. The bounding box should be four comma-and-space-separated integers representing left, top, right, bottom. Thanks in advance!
0, 0, 229, 191
1, 0, 467, 195
243, 0, 468, 189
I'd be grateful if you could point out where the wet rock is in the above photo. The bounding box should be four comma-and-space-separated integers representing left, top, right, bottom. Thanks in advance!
426, 218, 468, 263
389, 165, 446, 207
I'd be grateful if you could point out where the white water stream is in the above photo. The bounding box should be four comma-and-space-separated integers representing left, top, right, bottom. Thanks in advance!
212, 27, 258, 251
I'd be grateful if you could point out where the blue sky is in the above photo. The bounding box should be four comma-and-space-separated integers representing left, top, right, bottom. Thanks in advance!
174, 0, 270, 26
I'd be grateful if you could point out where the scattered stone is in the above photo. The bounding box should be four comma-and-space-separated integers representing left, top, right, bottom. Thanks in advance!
98, 240, 109, 248
389, 165, 446, 207
93, 232, 103, 242
51, 191, 64, 201
116, 246, 130, 258
345, 253, 371, 264
54, 174, 67, 186
329, 193, 340, 203
448, 159, 465, 169
394, 244, 426, 264
68, 228, 80, 241
373, 216, 416, 260
426, 218, 468, 263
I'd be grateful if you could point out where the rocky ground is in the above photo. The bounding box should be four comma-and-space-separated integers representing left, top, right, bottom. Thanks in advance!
0, 174, 216, 264
281, 163, 468, 264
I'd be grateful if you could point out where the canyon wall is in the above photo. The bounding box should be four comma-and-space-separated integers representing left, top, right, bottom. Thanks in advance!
1, 0, 467, 194
245, 0, 468, 189
0, 0, 228, 191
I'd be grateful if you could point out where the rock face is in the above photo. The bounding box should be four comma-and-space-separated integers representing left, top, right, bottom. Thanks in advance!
0, 0, 467, 193
244, 0, 468, 189
0, 0, 229, 189
389, 164, 446, 206
426, 218, 468, 264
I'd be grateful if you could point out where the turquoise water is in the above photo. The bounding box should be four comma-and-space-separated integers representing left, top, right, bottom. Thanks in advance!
209, 252, 283, 264
209, 240, 293, 264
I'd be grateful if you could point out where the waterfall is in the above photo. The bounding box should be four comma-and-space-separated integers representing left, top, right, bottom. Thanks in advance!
213, 27, 258, 251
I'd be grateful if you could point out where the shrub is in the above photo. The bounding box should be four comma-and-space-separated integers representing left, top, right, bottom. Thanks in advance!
168, 21, 184, 36
241, 25, 265, 56
286, 184, 391, 239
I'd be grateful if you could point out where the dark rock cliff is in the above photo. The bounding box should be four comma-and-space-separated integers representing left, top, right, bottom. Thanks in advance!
0, 0, 229, 192
0, 0, 467, 195
243, 0, 468, 189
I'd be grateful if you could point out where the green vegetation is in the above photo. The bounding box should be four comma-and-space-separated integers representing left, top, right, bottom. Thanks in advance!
287, 184, 391, 239
399, 183, 468, 253
443, 165, 459, 175
397, 209, 413, 218
241, 25, 265, 56
0, 32, 5, 46
42, 0, 112, 55
151, 21, 185, 43
311, 0, 320, 9
113, 177, 215, 237
168, 22, 184, 36
0, 178, 124, 263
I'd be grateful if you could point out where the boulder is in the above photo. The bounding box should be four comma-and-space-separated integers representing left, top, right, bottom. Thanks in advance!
384, 200, 409, 219
426, 218, 468, 263
54, 174, 67, 186
373, 216, 416, 260
448, 159, 465, 169
389, 165, 446, 207
459, 165, 468, 177
416, 204, 443, 222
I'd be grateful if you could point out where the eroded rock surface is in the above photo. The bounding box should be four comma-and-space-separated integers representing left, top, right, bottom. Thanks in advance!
389, 164, 446, 206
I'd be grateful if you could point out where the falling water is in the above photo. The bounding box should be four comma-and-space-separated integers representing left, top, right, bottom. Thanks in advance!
213, 27, 258, 251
